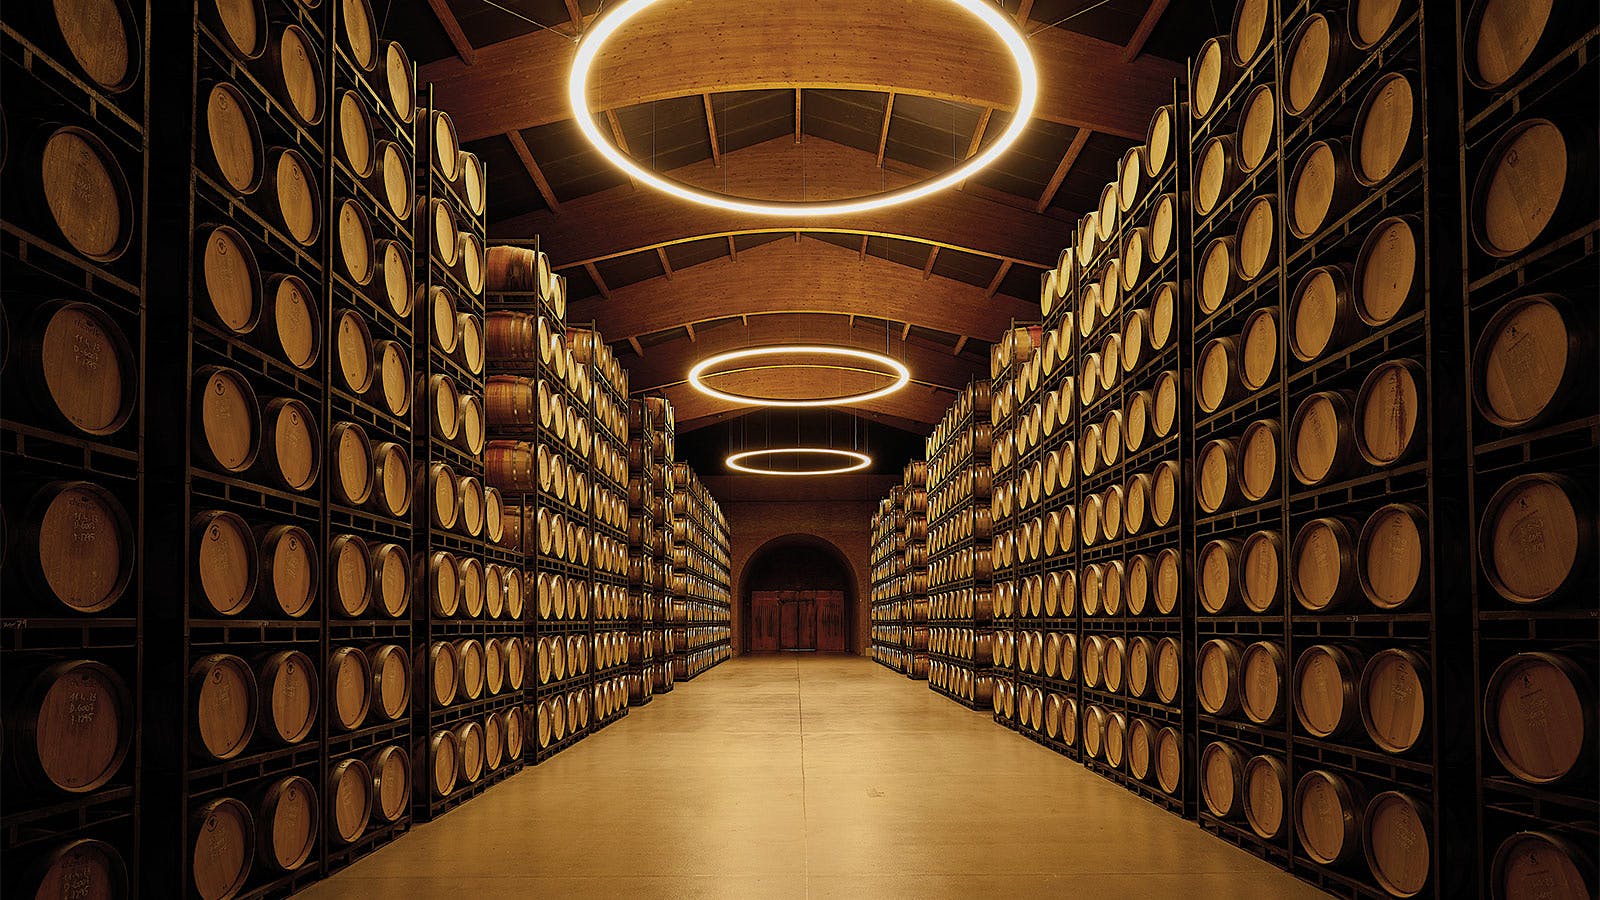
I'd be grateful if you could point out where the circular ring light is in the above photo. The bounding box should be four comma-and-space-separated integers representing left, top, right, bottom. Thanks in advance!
727, 448, 873, 476
569, 0, 1039, 216
688, 345, 911, 407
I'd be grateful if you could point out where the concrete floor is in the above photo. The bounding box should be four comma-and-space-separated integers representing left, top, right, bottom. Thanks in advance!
305, 655, 1324, 899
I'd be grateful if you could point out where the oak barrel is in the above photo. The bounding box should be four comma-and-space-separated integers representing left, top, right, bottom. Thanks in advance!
1128, 716, 1155, 782
1358, 503, 1427, 610
257, 775, 317, 872
1355, 359, 1423, 467
1353, 72, 1419, 186
1240, 641, 1285, 725
1198, 638, 1244, 716
267, 274, 320, 369
1295, 769, 1366, 866
456, 638, 485, 700
369, 441, 411, 518
428, 640, 458, 707
204, 83, 264, 194
269, 147, 321, 246
334, 308, 373, 394
1197, 336, 1241, 414
337, 90, 372, 178
191, 653, 257, 759
1290, 391, 1358, 486
1236, 84, 1276, 173
383, 40, 415, 121
38, 126, 133, 262
1192, 36, 1237, 122
328, 646, 371, 731
193, 366, 260, 474
1155, 547, 1181, 616
1360, 648, 1428, 753
1149, 194, 1177, 263
1292, 516, 1360, 611
11, 659, 131, 793
267, 24, 323, 126
431, 110, 461, 181
1490, 830, 1596, 900
1295, 644, 1365, 738
258, 649, 317, 744
1484, 652, 1595, 784
1464, 0, 1566, 89
256, 398, 319, 497
1197, 437, 1240, 514
191, 797, 253, 900
1238, 418, 1280, 503
1198, 236, 1237, 315
1290, 264, 1358, 362
192, 510, 257, 616
377, 140, 411, 219
1479, 473, 1591, 604
23, 838, 127, 898
374, 338, 410, 416
1284, 13, 1350, 116
327, 757, 372, 844
1243, 755, 1288, 839
200, 224, 262, 334
330, 421, 373, 506
19, 479, 134, 613
328, 533, 371, 618
1144, 105, 1174, 176
1354, 215, 1420, 326
1473, 294, 1587, 429
1155, 725, 1183, 794
1199, 538, 1240, 614
1195, 136, 1242, 218
1289, 139, 1359, 239
429, 373, 462, 442
1202, 741, 1246, 818
369, 744, 411, 823
455, 720, 484, 784
340, 0, 377, 71
205, 0, 267, 59
429, 728, 458, 797
1240, 529, 1282, 613
1350, 0, 1410, 49
336, 198, 372, 286
1231, 0, 1271, 65
367, 643, 410, 721
1236, 195, 1277, 281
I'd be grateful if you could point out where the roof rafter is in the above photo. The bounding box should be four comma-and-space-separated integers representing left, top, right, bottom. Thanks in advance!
424, 0, 475, 65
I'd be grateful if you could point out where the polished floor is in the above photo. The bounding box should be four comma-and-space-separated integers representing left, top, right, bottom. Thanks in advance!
306, 655, 1323, 899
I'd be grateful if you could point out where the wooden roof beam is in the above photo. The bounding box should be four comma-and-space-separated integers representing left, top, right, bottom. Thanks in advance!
922, 246, 940, 280
425, 0, 475, 65
703, 94, 722, 166
1124, 0, 1171, 63
876, 92, 895, 167
627, 336, 644, 356
507, 131, 560, 212
583, 262, 611, 300
952, 335, 969, 356
1037, 129, 1091, 213
985, 260, 1013, 298
656, 247, 674, 280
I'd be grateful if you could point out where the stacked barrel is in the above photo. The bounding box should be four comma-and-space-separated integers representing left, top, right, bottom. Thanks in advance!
652, 439, 678, 696
669, 462, 732, 680
924, 381, 996, 709
411, 94, 521, 818
1458, 3, 1600, 897
989, 327, 1039, 730
0, 2, 148, 893
902, 462, 932, 680
870, 488, 913, 673
625, 398, 667, 706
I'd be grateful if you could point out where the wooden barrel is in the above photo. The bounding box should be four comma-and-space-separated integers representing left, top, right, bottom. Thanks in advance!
267, 24, 323, 126
199, 224, 262, 335
1153, 369, 1179, 436
337, 90, 372, 178
1355, 359, 1423, 466
460, 151, 487, 217
1082, 704, 1107, 759
328, 645, 371, 732
427, 462, 459, 532
1240, 641, 1286, 725
1125, 556, 1151, 617
204, 83, 264, 194
329, 420, 373, 506
1230, 0, 1271, 64
327, 757, 372, 845
1289, 265, 1358, 362
18, 479, 134, 613
456, 637, 485, 700
1358, 503, 1427, 610
367, 643, 410, 721
267, 274, 320, 370
458, 394, 486, 456
1290, 140, 1359, 239
23, 837, 128, 898
336, 199, 373, 287
1360, 648, 1428, 753
340, 0, 378, 70
1243, 754, 1288, 839
1490, 830, 1597, 900
458, 557, 486, 618
1349, 0, 1409, 49
1195, 136, 1242, 218
428, 640, 457, 707
193, 366, 260, 473
484, 706, 505, 770
10, 659, 131, 793
429, 373, 461, 442
455, 719, 485, 784
191, 653, 257, 759
1238, 418, 1280, 503
191, 797, 254, 900
1202, 741, 1246, 818
376, 140, 412, 220
1197, 336, 1241, 413
1474, 294, 1588, 430
1118, 148, 1145, 213
372, 338, 410, 417
504, 707, 525, 760
327, 532, 371, 618
431, 110, 461, 181
38, 126, 134, 262
253, 398, 319, 496
257, 649, 317, 744
1236, 195, 1277, 281
192, 510, 257, 616
1197, 438, 1240, 513
426, 198, 460, 267
458, 232, 486, 294
1236, 306, 1279, 394
1240, 529, 1282, 613
383, 41, 415, 122
257, 775, 317, 872
1353, 71, 1419, 187
1155, 547, 1182, 616
1236, 84, 1277, 173
1105, 710, 1128, 768
1295, 769, 1366, 866
333, 308, 373, 394
368, 744, 410, 823
1292, 516, 1360, 611
1155, 725, 1183, 794
1127, 716, 1155, 781
269, 147, 321, 246
1295, 644, 1365, 738
1198, 638, 1244, 716
1144, 105, 1174, 176
369, 441, 410, 518
429, 728, 458, 797
1485, 651, 1595, 784
1192, 36, 1237, 122
1354, 215, 1422, 327
1199, 538, 1240, 614
1198, 236, 1238, 315
1285, 13, 1350, 116
204, 0, 267, 58
1290, 390, 1357, 486
1479, 473, 1592, 605
1464, 0, 1568, 89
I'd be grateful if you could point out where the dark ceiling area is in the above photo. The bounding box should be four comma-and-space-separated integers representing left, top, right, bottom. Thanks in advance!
674, 409, 925, 478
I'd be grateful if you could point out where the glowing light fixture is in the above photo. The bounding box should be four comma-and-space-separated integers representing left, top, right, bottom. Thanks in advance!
568, 0, 1039, 216
688, 345, 910, 407
727, 448, 873, 476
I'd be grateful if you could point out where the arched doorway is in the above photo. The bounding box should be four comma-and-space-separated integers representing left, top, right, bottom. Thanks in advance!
741, 535, 856, 653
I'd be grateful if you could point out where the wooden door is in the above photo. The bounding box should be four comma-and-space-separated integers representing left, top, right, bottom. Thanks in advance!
795, 598, 816, 649
816, 590, 847, 651
779, 596, 802, 649
751, 591, 780, 652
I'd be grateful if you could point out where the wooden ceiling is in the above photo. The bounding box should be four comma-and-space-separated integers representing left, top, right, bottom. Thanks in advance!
386, 0, 1216, 433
